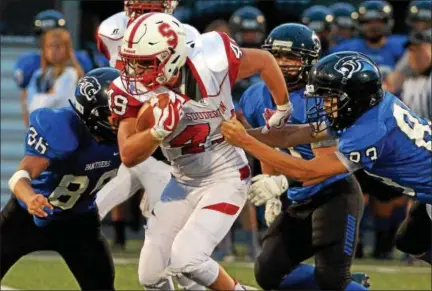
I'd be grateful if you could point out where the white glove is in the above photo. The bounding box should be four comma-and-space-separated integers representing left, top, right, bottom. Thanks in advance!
248, 174, 289, 206
265, 198, 282, 226
261, 102, 293, 133
150, 94, 184, 141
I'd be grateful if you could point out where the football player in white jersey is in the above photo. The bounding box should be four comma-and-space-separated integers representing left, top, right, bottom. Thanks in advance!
96, 0, 200, 220
95, 1, 204, 290
108, 13, 291, 291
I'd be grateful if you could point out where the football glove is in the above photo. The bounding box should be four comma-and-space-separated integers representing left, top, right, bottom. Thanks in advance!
150, 94, 184, 141
261, 102, 293, 133
265, 197, 282, 226
248, 174, 289, 206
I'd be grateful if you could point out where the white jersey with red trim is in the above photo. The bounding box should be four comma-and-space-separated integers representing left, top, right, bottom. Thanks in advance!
97, 11, 200, 70
109, 31, 248, 183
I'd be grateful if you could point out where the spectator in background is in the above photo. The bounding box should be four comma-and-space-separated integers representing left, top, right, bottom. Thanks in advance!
14, 10, 107, 126
329, 2, 358, 46
301, 5, 334, 56
384, 0, 432, 94
26, 28, 83, 114
401, 28, 431, 120
204, 19, 232, 35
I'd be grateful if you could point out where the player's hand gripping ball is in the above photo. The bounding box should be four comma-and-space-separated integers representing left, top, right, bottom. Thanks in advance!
136, 92, 184, 140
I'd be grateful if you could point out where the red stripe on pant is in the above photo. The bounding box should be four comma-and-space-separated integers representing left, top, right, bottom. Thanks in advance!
202, 203, 240, 216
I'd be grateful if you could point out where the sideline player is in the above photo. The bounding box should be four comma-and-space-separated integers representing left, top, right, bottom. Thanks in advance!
330, 0, 406, 80
109, 13, 291, 290
221, 51, 432, 264
0, 68, 121, 289
240, 23, 368, 291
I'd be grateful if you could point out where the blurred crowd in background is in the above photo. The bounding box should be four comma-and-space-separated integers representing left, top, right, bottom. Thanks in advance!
1, 0, 431, 263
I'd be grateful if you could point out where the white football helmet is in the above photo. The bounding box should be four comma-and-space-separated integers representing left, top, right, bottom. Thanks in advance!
124, 0, 179, 19
120, 13, 187, 94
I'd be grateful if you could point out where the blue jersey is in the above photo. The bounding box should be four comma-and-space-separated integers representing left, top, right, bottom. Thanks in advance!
330, 35, 407, 78
22, 107, 121, 226
13, 51, 108, 89
335, 92, 431, 202
240, 82, 350, 201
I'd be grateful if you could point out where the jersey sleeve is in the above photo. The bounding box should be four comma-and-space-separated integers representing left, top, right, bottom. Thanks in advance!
25, 108, 79, 160
217, 32, 243, 88
108, 81, 143, 123
14, 54, 40, 89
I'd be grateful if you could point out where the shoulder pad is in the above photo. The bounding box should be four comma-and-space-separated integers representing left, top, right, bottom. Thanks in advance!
98, 12, 128, 40
29, 108, 80, 153
338, 107, 388, 152
197, 31, 229, 73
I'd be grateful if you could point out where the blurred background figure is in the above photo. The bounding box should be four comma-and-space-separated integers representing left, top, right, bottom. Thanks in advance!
401, 28, 431, 120
301, 5, 334, 56
331, 0, 405, 81
229, 6, 266, 103
384, 0, 432, 94
204, 19, 232, 35
26, 28, 83, 114
329, 2, 359, 46
14, 9, 107, 126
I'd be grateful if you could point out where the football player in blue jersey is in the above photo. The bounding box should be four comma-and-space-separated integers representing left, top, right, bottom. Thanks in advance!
239, 24, 369, 291
330, 0, 406, 80
329, 2, 358, 45
0, 68, 121, 289
301, 5, 334, 56
15, 9, 108, 126
221, 51, 432, 265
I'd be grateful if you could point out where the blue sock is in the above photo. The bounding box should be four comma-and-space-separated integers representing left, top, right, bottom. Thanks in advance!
345, 280, 368, 290
278, 264, 318, 290
418, 250, 431, 264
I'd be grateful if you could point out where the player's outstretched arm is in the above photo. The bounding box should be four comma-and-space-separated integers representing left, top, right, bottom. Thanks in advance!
246, 124, 331, 148
221, 119, 348, 184
8, 155, 53, 217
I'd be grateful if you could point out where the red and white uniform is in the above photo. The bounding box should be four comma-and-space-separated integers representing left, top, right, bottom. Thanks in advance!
95, 11, 200, 221
97, 11, 200, 69
109, 31, 251, 288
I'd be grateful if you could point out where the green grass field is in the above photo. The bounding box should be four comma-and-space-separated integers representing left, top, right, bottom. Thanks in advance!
2, 240, 431, 290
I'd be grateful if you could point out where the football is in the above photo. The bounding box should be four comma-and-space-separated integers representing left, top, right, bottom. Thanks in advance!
135, 93, 170, 132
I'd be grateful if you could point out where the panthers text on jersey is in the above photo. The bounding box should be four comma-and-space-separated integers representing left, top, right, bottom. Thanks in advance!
335, 92, 431, 202
108, 31, 249, 184
329, 35, 407, 79
22, 107, 121, 226
96, 11, 200, 69
240, 82, 350, 201
13, 51, 107, 89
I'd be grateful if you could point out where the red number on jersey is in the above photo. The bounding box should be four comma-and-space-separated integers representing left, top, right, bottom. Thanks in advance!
158, 23, 178, 48
170, 123, 210, 154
